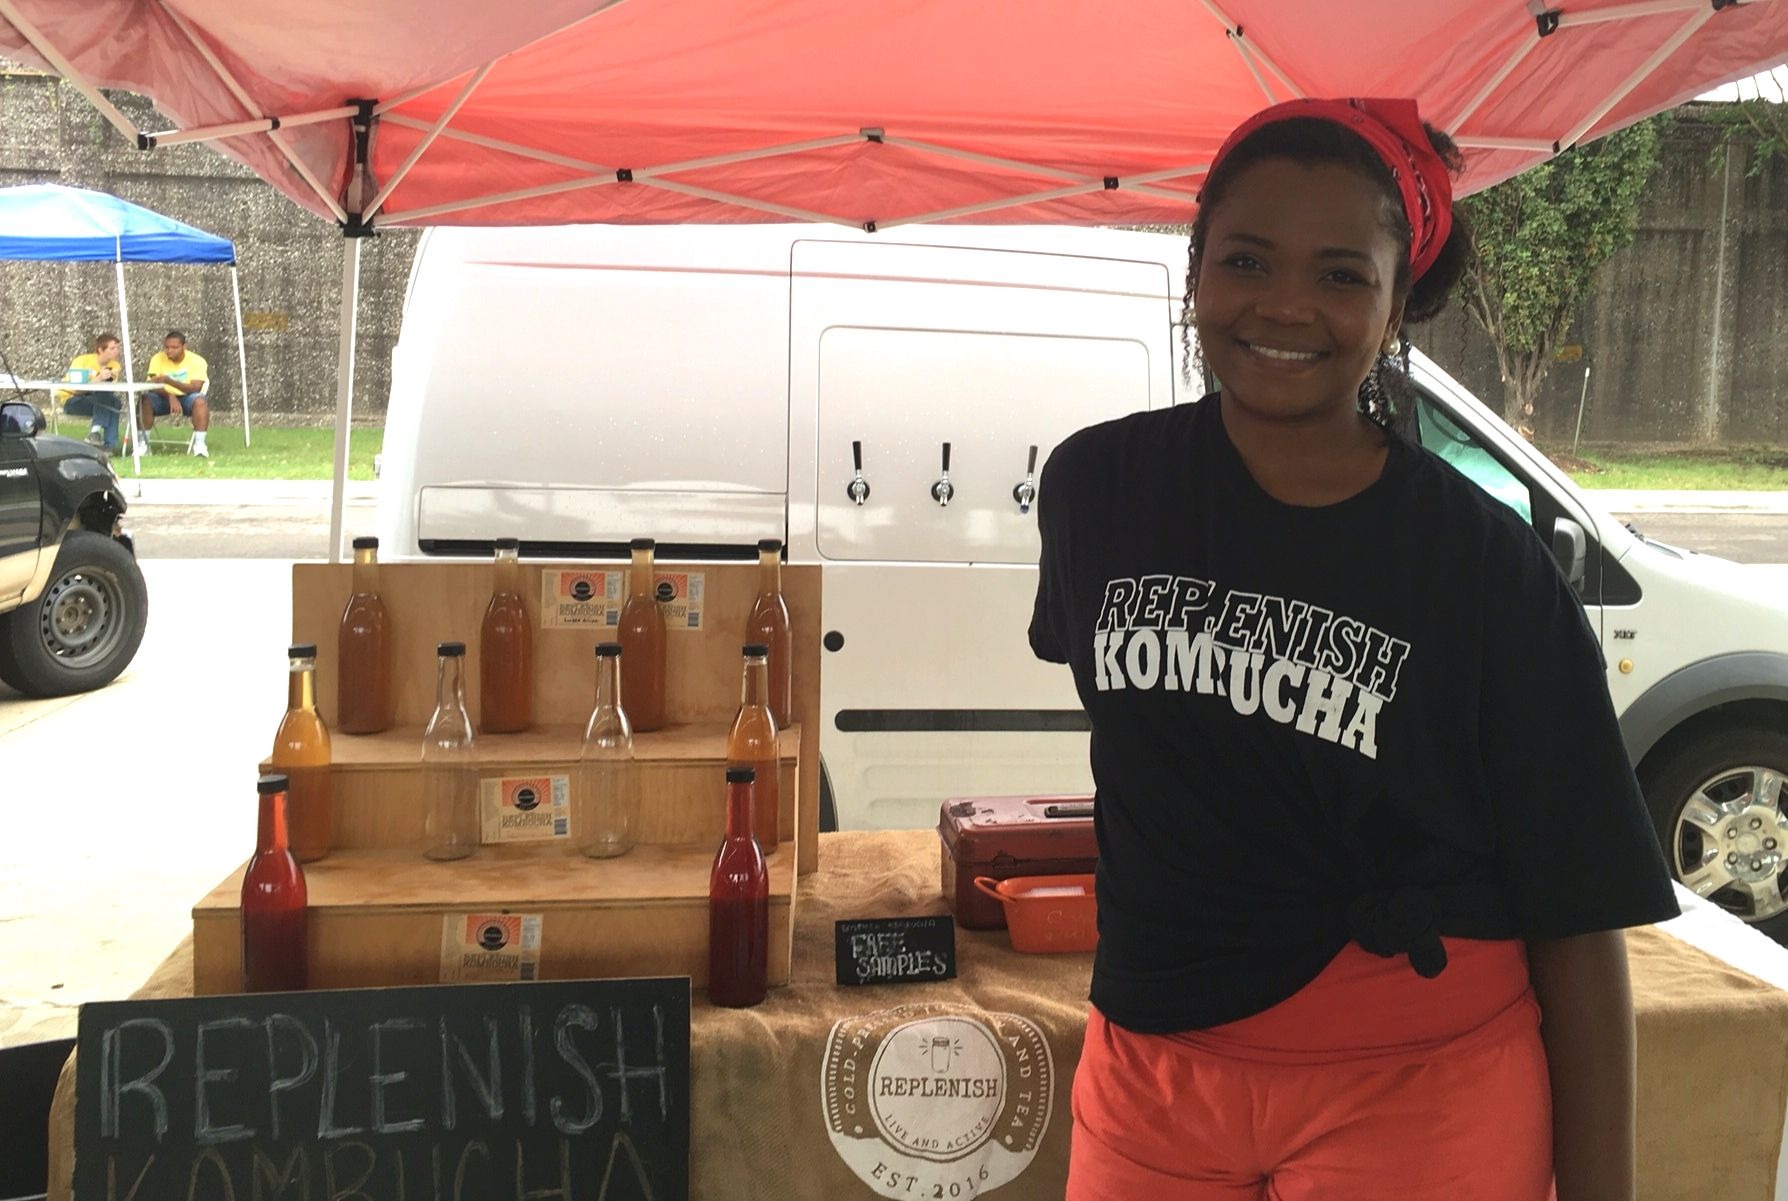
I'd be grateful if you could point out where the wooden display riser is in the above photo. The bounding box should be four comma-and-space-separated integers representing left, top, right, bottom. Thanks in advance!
192, 842, 797, 995
275, 722, 801, 851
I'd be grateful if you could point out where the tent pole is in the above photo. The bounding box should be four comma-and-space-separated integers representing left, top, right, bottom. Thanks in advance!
0, 0, 140, 142
327, 238, 362, 564
230, 265, 252, 447
114, 257, 143, 480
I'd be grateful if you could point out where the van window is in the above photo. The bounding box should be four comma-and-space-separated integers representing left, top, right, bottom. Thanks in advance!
1412, 392, 1534, 524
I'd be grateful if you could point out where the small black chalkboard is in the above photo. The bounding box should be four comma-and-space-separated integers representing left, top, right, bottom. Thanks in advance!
835, 916, 958, 986
74, 977, 690, 1201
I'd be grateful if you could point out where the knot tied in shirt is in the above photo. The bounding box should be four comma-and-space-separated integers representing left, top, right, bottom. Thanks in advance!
1347, 887, 1449, 978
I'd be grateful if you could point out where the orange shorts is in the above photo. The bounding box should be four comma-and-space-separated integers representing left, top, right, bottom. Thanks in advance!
1068, 939, 1556, 1201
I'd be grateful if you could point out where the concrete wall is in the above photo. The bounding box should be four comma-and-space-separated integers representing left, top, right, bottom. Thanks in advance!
1420, 111, 1787, 446
0, 69, 416, 426
0, 72, 1782, 443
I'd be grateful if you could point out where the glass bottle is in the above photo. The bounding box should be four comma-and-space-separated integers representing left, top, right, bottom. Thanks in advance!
480, 537, 533, 734
337, 536, 394, 735
617, 537, 667, 732
241, 772, 309, 993
271, 643, 333, 863
578, 643, 638, 858
726, 644, 781, 854
746, 538, 793, 728
709, 765, 768, 1008
423, 641, 479, 861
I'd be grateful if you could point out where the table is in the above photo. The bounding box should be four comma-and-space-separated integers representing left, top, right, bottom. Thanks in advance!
42, 830, 1788, 1200
2, 378, 175, 468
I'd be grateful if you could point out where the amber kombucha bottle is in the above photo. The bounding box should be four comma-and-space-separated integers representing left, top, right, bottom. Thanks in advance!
337, 536, 394, 735
745, 538, 792, 727
726, 644, 780, 855
480, 537, 532, 734
241, 773, 308, 993
709, 765, 768, 1008
617, 538, 667, 732
272, 644, 334, 863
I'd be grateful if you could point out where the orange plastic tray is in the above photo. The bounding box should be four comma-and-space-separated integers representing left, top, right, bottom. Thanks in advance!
972, 873, 1097, 954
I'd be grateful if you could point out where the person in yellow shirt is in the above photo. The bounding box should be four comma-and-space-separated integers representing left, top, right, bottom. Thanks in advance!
141, 330, 211, 458
56, 333, 125, 450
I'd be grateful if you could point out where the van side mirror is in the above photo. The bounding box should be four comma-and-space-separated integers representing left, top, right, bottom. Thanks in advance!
1552, 516, 1588, 595
0, 400, 44, 438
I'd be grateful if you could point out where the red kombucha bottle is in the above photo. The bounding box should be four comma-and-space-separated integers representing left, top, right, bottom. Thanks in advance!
241, 772, 309, 993
708, 766, 768, 1008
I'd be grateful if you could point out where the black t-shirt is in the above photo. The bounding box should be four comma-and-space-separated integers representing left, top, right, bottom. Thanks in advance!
1030, 394, 1679, 1034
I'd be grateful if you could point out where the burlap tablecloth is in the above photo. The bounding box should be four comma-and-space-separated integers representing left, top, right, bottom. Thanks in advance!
45, 830, 1788, 1200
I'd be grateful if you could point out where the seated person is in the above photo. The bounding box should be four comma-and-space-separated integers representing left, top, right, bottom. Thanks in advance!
140, 330, 211, 458
57, 333, 125, 450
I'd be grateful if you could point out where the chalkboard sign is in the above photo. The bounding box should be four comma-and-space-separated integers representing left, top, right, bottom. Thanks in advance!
74, 977, 690, 1201
834, 916, 957, 986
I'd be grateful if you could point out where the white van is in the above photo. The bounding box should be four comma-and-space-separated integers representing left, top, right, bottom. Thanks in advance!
379, 223, 1788, 939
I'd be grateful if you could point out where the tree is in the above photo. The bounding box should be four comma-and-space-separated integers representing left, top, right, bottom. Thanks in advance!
1457, 115, 1668, 432
1700, 68, 1788, 173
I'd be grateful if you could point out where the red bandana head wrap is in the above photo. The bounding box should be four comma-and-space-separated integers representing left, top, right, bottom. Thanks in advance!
1206, 98, 1455, 282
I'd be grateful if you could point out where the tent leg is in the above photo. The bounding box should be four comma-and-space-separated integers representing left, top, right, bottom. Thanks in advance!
231, 265, 252, 446
114, 259, 142, 481
327, 239, 362, 564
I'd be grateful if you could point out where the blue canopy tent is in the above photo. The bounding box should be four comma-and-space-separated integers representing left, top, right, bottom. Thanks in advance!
0, 184, 253, 471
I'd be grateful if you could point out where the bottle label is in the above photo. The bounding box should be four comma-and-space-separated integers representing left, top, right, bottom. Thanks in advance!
540, 569, 623, 628
479, 774, 572, 843
645, 571, 705, 631
440, 913, 544, 982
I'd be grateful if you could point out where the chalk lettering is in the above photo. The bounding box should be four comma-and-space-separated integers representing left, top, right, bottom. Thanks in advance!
369, 1018, 426, 1135
324, 1141, 376, 1201
186, 1147, 236, 1201
595, 1131, 657, 1201
101, 1018, 174, 1141
251, 1145, 310, 1201
452, 1140, 490, 1201
265, 1015, 319, 1142
515, 1137, 573, 1201
550, 1005, 601, 1135
195, 1018, 257, 1146
519, 1006, 538, 1128
107, 1153, 154, 1201
441, 1016, 504, 1130
318, 1020, 365, 1138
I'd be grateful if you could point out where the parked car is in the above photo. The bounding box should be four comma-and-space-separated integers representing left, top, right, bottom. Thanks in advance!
378, 224, 1788, 939
0, 399, 147, 696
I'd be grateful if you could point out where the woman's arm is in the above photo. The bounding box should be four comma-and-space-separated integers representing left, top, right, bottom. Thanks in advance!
1526, 929, 1637, 1201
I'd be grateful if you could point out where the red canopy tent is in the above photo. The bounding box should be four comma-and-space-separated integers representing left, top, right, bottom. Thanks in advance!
2, 0, 1783, 547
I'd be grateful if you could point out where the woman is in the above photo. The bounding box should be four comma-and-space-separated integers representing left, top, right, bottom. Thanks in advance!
1030, 98, 1679, 1201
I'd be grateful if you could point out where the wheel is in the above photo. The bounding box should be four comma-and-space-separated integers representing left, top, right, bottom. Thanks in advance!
1643, 724, 1788, 941
819, 756, 840, 833
0, 532, 147, 698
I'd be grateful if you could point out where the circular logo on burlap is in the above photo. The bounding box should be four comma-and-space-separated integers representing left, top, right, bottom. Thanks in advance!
821, 1004, 1054, 1196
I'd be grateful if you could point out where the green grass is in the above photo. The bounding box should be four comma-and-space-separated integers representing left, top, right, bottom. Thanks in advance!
1544, 445, 1788, 491
51, 418, 382, 480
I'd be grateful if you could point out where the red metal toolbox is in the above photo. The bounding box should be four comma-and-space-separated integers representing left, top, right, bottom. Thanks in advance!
938, 795, 1097, 929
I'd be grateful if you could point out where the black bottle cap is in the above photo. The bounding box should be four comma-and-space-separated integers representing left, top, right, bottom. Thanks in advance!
758, 538, 784, 552
352, 536, 378, 549
494, 537, 520, 550
438, 641, 466, 657
595, 642, 622, 658
258, 773, 289, 795
743, 643, 770, 658
629, 537, 656, 550
288, 643, 317, 658
727, 766, 756, 784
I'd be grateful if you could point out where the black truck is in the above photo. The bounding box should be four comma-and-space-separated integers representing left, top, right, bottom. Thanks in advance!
0, 399, 147, 696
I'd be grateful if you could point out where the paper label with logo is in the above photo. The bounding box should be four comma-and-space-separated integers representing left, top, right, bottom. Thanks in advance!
479, 774, 571, 844
647, 571, 704, 631
541, 569, 622, 628
821, 1004, 1055, 1196
440, 913, 543, 983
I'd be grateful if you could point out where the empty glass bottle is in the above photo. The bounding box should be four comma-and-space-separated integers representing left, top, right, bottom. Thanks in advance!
423, 641, 479, 861
578, 642, 638, 858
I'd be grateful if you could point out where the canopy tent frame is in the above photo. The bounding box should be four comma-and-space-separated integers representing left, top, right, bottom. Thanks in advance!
5, 0, 1776, 554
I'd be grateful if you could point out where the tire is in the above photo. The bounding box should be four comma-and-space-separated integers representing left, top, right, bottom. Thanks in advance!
1642, 723, 1788, 943
0, 532, 147, 698
819, 756, 840, 833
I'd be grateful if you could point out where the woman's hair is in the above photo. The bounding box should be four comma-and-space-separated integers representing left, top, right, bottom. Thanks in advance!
1182, 116, 1473, 428
94, 333, 120, 350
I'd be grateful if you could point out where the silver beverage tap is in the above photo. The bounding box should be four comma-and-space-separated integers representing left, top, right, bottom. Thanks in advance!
1012, 444, 1039, 515
847, 440, 871, 506
931, 442, 955, 507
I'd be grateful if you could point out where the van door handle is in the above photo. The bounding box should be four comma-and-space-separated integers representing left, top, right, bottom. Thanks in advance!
1012, 444, 1039, 515
932, 442, 954, 507
846, 440, 871, 505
